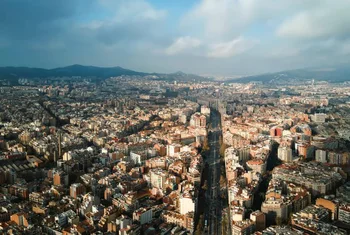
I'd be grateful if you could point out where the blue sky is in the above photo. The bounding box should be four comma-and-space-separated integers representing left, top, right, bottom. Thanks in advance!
1, 0, 350, 76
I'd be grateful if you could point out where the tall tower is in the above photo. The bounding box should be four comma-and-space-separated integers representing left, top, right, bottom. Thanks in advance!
58, 131, 62, 160
54, 150, 57, 163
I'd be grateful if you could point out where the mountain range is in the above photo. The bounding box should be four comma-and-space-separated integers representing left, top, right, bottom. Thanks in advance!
0, 64, 146, 79
0, 64, 209, 83
229, 66, 350, 84
0, 64, 350, 84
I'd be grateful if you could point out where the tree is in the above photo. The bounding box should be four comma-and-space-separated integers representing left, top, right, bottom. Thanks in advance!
202, 180, 208, 190
222, 213, 228, 235
306, 146, 316, 160
194, 214, 204, 235
202, 137, 210, 151
259, 192, 265, 200
275, 216, 283, 226
220, 142, 227, 158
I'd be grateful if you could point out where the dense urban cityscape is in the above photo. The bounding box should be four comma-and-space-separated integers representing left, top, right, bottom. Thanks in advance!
0, 73, 349, 235
1, 0, 350, 234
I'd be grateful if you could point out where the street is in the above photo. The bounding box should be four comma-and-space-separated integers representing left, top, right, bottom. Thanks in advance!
204, 110, 222, 235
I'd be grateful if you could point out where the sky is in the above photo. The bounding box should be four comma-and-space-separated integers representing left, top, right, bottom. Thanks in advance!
1, 0, 350, 76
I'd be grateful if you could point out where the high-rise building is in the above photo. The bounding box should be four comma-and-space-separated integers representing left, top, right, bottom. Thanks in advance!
115, 215, 132, 230
167, 144, 181, 157
338, 204, 350, 224
250, 210, 266, 231
313, 113, 326, 123
179, 114, 187, 124
200, 105, 210, 116
11, 213, 29, 227
129, 152, 142, 165
316, 198, 338, 220
53, 171, 69, 186
270, 126, 283, 137
315, 149, 327, 163
149, 168, 168, 190
231, 219, 255, 235
133, 207, 153, 225
278, 146, 293, 162
328, 152, 343, 165
58, 131, 62, 159
179, 193, 195, 215
6, 169, 17, 184
190, 113, 206, 128
295, 142, 309, 158
70, 183, 86, 198
225, 147, 250, 165
0, 170, 6, 185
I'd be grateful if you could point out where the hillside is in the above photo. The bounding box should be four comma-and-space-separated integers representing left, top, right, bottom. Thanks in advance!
0, 64, 146, 79
229, 67, 350, 84
0, 65, 212, 84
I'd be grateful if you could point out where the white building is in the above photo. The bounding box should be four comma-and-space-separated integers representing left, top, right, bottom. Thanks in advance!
130, 152, 141, 165
150, 168, 168, 189
179, 194, 195, 215
179, 114, 187, 124
200, 105, 211, 116
63, 151, 72, 161
167, 144, 181, 157
225, 147, 250, 164
189, 112, 206, 127
116, 215, 132, 229
231, 206, 245, 222
247, 106, 254, 113
313, 113, 326, 123
55, 210, 78, 227
278, 146, 293, 162
315, 149, 327, 163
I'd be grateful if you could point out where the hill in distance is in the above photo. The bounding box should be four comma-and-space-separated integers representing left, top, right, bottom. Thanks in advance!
2, 64, 348, 84
0, 64, 212, 83
229, 66, 350, 84
0, 64, 146, 79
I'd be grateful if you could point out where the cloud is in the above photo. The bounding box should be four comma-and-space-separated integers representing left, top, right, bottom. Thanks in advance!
98, 0, 166, 22
0, 0, 167, 47
115, 0, 166, 21
181, 0, 308, 41
267, 47, 301, 58
164, 36, 257, 58
182, 0, 252, 40
165, 36, 202, 55
207, 37, 258, 58
83, 0, 167, 46
340, 41, 350, 55
1, 0, 350, 75
277, 1, 350, 39
0, 0, 169, 70
0, 0, 77, 42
